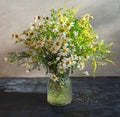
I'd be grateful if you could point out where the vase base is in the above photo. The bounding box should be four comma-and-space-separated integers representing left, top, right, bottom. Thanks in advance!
47, 101, 72, 106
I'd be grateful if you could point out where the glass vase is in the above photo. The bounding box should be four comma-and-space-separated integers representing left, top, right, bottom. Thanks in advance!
47, 75, 72, 106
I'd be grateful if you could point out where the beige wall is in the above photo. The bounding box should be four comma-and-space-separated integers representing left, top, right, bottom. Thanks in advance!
0, 0, 120, 77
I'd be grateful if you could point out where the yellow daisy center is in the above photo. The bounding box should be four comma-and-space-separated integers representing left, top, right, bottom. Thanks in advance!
51, 47, 56, 51
62, 48, 67, 53
63, 40, 67, 44
55, 41, 60, 46
66, 22, 70, 26
60, 28, 65, 32
66, 61, 70, 65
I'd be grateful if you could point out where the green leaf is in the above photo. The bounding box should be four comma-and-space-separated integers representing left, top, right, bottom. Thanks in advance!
103, 58, 115, 65
108, 42, 113, 48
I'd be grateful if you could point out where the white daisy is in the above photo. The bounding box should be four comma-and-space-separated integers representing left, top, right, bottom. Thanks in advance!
50, 46, 58, 54
77, 62, 85, 70
71, 55, 78, 60
68, 22, 74, 29
62, 57, 72, 69
49, 74, 59, 82
62, 32, 67, 39
62, 40, 68, 47
34, 17, 41, 25
70, 60, 76, 66
36, 37, 46, 48
57, 64, 65, 74
50, 39, 62, 53
52, 27, 59, 33
65, 17, 68, 22
63, 60, 71, 68
66, 37, 72, 42
24, 63, 31, 70
78, 56, 82, 61
59, 47, 70, 56
57, 57, 72, 71
30, 26, 35, 30
30, 23, 37, 30
53, 39, 62, 48
57, 63, 63, 70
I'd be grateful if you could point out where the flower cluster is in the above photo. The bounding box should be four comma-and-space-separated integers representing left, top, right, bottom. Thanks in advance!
6, 7, 114, 81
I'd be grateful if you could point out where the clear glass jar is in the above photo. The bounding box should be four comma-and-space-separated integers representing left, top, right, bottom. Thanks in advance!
47, 75, 72, 106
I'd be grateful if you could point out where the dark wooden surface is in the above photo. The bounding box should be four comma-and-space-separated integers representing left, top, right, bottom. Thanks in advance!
0, 77, 120, 117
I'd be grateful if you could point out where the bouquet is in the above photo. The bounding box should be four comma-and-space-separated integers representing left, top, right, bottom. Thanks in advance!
5, 6, 114, 81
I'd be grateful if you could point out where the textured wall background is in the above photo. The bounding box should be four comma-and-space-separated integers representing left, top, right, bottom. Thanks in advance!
0, 0, 120, 77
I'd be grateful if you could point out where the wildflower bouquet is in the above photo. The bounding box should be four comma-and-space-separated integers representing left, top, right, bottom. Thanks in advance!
6, 7, 113, 81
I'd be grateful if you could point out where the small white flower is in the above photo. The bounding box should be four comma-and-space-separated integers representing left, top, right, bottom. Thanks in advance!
66, 38, 72, 42
57, 63, 63, 70
83, 71, 89, 76
70, 55, 77, 66
58, 69, 64, 74
68, 22, 74, 29
65, 17, 68, 22
82, 17, 86, 21
59, 47, 70, 56
96, 35, 99, 39
61, 22, 66, 27
90, 16, 94, 19
34, 16, 40, 22
89, 24, 92, 28
50, 46, 58, 54
48, 62, 52, 65
52, 27, 58, 33
30, 26, 35, 30
58, 57, 72, 71
62, 32, 67, 39
53, 39, 62, 48
71, 55, 78, 60
71, 60, 76, 65
86, 56, 90, 60
74, 31, 78, 37
63, 60, 71, 68
49, 74, 59, 82
77, 62, 85, 70
34, 20, 39, 25
79, 46, 82, 50
30, 23, 36, 29
62, 40, 68, 47
50, 39, 62, 53
56, 57, 60, 61
37, 39, 45, 48
61, 58, 71, 70
24, 63, 31, 69
78, 56, 82, 60
70, 44, 74, 47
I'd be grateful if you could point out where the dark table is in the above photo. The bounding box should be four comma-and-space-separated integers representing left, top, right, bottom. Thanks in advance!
0, 77, 120, 117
